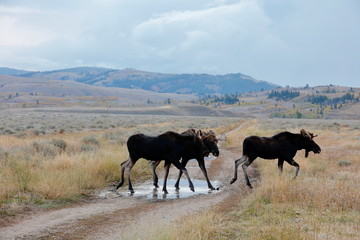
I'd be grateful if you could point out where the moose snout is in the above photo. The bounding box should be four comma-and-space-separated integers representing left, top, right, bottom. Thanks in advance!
213, 150, 220, 157
314, 147, 321, 154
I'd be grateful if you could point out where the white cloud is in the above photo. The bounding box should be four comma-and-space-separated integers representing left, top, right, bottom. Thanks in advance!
0, 0, 359, 87
0, 9, 54, 46
130, 2, 271, 67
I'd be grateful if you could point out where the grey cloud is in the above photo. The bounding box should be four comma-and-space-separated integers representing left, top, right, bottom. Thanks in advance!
0, 0, 359, 87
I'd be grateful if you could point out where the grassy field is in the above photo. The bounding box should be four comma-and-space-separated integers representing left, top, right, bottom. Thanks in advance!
146, 118, 360, 240
0, 110, 240, 215
1, 109, 359, 239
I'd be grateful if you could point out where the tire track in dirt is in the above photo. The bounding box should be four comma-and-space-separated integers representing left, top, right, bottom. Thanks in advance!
0, 131, 257, 240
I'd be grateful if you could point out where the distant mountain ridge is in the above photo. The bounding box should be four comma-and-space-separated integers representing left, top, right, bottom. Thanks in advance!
0, 67, 279, 95
0, 67, 31, 76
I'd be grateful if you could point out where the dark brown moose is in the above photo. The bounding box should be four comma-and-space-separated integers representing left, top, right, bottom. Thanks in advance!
116, 131, 208, 193
149, 129, 220, 191
230, 129, 321, 188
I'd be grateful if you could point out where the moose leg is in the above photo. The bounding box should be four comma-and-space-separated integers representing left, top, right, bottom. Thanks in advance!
174, 158, 190, 190
277, 159, 284, 175
197, 158, 215, 190
149, 161, 161, 188
174, 170, 183, 190
242, 157, 255, 188
125, 159, 136, 193
172, 160, 194, 192
162, 163, 171, 194
230, 155, 248, 184
285, 159, 300, 179
116, 159, 130, 190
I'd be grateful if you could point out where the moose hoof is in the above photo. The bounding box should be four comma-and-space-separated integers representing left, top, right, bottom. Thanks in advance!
230, 178, 237, 184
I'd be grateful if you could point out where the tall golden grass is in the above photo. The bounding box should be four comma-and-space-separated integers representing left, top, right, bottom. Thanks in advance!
0, 135, 127, 206
0, 130, 155, 214
0, 116, 238, 213
147, 119, 360, 239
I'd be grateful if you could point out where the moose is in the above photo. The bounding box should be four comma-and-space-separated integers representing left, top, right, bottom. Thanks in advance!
149, 129, 220, 191
230, 129, 321, 188
116, 131, 209, 194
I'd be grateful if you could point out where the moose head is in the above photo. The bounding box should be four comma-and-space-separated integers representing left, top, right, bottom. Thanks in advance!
300, 129, 321, 158
198, 130, 220, 157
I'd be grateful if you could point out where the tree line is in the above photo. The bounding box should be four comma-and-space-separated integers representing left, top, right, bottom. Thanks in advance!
268, 90, 300, 101
200, 94, 240, 105
307, 93, 359, 109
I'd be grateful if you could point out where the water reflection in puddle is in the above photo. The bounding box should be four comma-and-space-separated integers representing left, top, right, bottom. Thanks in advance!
99, 179, 221, 200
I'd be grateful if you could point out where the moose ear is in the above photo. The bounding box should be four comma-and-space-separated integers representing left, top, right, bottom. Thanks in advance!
300, 129, 311, 138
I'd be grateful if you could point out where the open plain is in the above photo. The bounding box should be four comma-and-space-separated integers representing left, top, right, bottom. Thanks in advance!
0, 107, 359, 239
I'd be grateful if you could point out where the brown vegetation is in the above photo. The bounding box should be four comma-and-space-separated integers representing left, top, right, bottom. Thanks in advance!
1, 106, 359, 239
146, 118, 360, 239
0, 110, 240, 216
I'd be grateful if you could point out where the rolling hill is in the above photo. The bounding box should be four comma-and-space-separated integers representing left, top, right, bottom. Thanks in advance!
0, 67, 359, 119
0, 67, 278, 95
0, 74, 194, 107
214, 85, 360, 120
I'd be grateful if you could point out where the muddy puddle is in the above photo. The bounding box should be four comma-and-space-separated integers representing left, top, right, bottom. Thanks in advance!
99, 179, 221, 201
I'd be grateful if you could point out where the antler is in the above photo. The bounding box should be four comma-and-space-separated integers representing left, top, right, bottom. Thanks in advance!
301, 129, 318, 139
194, 129, 205, 138
196, 129, 219, 142
309, 132, 318, 139
195, 129, 202, 139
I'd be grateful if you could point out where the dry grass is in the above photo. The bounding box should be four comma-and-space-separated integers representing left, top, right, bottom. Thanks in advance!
149, 118, 360, 239
0, 134, 129, 210
0, 113, 239, 213
2, 112, 359, 239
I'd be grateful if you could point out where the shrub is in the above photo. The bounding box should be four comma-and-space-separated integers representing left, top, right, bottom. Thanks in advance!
32, 141, 58, 157
80, 144, 98, 152
51, 139, 67, 152
82, 136, 100, 146
338, 160, 351, 167
103, 130, 127, 145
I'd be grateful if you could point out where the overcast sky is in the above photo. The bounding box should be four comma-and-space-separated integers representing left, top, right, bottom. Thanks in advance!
0, 0, 359, 87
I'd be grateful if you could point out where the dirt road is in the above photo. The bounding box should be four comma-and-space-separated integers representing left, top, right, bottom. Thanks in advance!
0, 138, 257, 239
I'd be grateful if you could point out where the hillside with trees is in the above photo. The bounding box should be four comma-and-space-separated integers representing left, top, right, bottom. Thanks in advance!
200, 86, 360, 120
0, 67, 278, 95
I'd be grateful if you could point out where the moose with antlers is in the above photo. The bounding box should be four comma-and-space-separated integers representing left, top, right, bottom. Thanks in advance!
230, 129, 321, 188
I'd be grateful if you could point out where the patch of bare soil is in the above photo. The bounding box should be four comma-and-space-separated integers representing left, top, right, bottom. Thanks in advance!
0, 136, 258, 240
